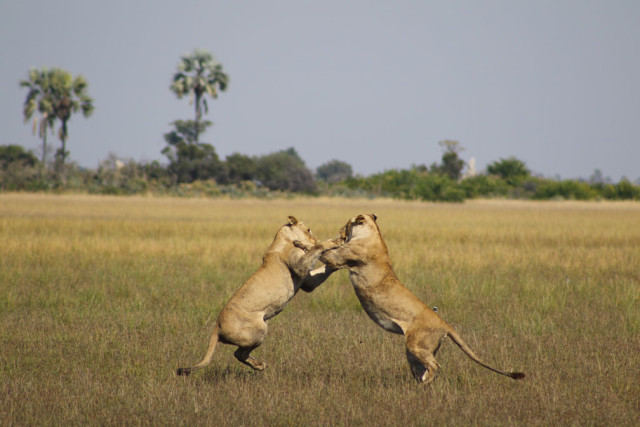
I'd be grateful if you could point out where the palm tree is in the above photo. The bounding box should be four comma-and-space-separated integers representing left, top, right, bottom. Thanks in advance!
170, 49, 228, 145
20, 68, 56, 167
46, 68, 94, 171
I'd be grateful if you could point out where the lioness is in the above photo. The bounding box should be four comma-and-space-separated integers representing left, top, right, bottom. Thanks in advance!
302, 214, 525, 383
177, 216, 337, 376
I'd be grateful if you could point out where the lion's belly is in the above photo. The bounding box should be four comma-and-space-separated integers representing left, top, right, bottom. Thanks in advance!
359, 300, 404, 334
237, 270, 297, 321
350, 271, 406, 335
262, 288, 296, 320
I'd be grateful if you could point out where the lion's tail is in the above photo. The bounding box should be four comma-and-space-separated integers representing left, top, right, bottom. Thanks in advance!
445, 323, 525, 380
176, 324, 220, 376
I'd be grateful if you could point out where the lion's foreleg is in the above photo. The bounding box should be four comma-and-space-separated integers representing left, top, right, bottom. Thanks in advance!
319, 245, 361, 269
290, 246, 325, 277
300, 265, 337, 292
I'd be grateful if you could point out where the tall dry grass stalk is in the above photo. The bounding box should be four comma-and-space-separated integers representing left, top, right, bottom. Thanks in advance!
1, 194, 638, 425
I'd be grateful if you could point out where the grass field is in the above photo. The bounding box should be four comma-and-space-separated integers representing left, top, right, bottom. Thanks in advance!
1, 194, 639, 425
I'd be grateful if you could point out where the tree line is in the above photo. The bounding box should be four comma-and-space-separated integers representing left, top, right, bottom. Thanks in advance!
2, 140, 638, 201
3, 49, 639, 201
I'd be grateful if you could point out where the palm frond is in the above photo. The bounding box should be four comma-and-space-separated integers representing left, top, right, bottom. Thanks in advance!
171, 49, 229, 143
72, 75, 89, 95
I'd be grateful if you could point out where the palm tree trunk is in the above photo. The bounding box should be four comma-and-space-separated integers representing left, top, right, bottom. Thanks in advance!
40, 129, 47, 178
61, 121, 68, 166
42, 128, 47, 165
194, 92, 202, 146
55, 119, 69, 181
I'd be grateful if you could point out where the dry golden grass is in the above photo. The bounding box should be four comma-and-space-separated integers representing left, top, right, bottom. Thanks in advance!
1, 194, 639, 425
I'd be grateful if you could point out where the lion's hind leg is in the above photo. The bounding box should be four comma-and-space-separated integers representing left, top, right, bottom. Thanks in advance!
234, 346, 268, 371
405, 347, 440, 384
220, 311, 270, 371
405, 329, 445, 384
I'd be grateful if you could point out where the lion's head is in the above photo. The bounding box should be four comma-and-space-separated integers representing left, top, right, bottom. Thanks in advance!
283, 216, 319, 246
342, 213, 379, 242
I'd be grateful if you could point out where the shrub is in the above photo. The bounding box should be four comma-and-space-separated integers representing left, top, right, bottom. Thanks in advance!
414, 173, 465, 202
533, 179, 597, 200
316, 159, 353, 183
602, 179, 640, 200
255, 148, 316, 193
460, 174, 510, 198
486, 157, 531, 185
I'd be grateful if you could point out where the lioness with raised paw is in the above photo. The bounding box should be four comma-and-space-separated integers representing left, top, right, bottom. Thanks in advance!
302, 214, 524, 384
177, 216, 337, 376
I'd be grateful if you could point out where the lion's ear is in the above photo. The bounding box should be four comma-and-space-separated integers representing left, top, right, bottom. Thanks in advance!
355, 214, 366, 224
371, 213, 378, 221
287, 216, 298, 226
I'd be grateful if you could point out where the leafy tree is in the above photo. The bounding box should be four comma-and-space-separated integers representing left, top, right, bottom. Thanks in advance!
0, 145, 40, 191
225, 153, 257, 184
170, 49, 228, 146
141, 160, 171, 185
431, 140, 465, 181
486, 157, 530, 185
255, 148, 316, 192
602, 178, 640, 200
161, 120, 225, 183
316, 159, 353, 183
19, 68, 57, 167
0, 145, 38, 168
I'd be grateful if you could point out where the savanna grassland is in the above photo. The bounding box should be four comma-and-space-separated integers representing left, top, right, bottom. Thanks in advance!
1, 194, 638, 426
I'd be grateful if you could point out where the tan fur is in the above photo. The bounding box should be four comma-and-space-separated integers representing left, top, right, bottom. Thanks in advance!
319, 214, 525, 383
177, 216, 337, 376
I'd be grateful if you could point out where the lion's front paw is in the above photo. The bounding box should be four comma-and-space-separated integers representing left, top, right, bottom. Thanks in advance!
293, 240, 312, 252
331, 237, 346, 245
321, 242, 340, 251
319, 253, 338, 269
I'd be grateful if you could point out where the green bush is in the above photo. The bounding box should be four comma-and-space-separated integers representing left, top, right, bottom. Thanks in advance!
533, 179, 597, 200
316, 159, 353, 183
602, 179, 640, 200
255, 148, 316, 193
414, 173, 465, 202
486, 156, 531, 186
343, 169, 464, 202
460, 174, 510, 198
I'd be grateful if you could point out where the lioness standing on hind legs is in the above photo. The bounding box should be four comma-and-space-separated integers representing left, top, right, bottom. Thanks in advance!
177, 216, 338, 376
298, 214, 525, 384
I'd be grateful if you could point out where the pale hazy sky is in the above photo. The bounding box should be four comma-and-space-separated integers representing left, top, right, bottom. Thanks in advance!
1, 0, 639, 181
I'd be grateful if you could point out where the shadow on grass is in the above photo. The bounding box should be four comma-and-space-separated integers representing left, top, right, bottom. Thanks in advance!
197, 365, 258, 383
